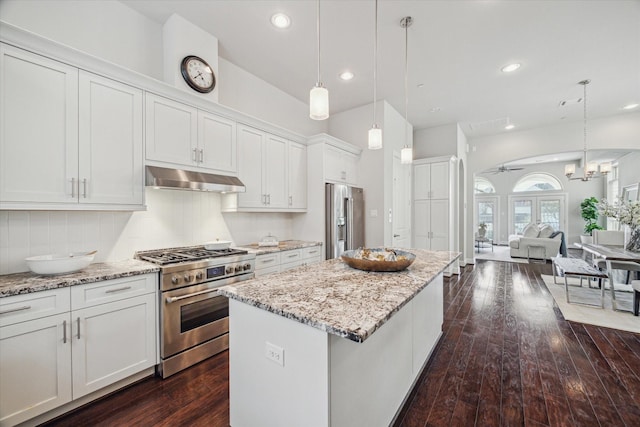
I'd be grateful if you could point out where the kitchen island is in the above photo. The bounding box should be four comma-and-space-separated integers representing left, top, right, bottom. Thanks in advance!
219, 249, 460, 427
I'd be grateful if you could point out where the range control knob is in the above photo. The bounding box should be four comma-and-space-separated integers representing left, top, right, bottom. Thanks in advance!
225, 266, 233, 274
243, 263, 251, 271
171, 275, 180, 285
195, 271, 204, 281
234, 265, 242, 273
183, 274, 194, 283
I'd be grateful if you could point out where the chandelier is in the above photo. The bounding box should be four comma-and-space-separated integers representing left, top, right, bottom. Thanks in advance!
564, 79, 611, 181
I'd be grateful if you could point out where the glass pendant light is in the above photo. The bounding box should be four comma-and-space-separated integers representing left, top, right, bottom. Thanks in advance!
368, 0, 382, 150
310, 0, 329, 120
400, 16, 413, 164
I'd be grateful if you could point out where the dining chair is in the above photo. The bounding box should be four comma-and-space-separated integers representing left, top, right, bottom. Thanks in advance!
592, 230, 640, 286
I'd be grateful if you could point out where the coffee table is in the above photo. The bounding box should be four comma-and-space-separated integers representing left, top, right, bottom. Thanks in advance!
475, 237, 493, 253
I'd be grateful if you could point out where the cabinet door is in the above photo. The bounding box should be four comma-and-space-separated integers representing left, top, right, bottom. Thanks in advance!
0, 44, 78, 204
79, 71, 143, 205
71, 293, 156, 399
324, 145, 345, 183
0, 313, 72, 426
237, 125, 265, 208
413, 200, 430, 249
430, 199, 450, 250
429, 162, 449, 199
413, 164, 430, 200
145, 93, 197, 166
264, 134, 288, 208
344, 152, 359, 185
288, 142, 307, 209
198, 111, 237, 174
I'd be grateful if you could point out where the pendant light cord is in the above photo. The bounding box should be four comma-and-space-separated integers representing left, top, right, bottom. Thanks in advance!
372, 0, 378, 124
404, 18, 409, 146
317, 0, 321, 84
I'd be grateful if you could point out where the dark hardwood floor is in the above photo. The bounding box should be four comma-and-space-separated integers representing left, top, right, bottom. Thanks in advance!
43, 260, 640, 427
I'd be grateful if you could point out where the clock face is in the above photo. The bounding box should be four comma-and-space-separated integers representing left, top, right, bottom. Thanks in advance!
180, 56, 216, 93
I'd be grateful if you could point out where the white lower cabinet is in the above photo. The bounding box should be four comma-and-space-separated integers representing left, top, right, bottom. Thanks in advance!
254, 246, 323, 277
0, 274, 157, 426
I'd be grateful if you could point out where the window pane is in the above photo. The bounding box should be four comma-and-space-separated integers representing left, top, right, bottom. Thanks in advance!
514, 200, 533, 234
474, 177, 496, 194
539, 200, 560, 230
513, 173, 562, 192
478, 201, 495, 239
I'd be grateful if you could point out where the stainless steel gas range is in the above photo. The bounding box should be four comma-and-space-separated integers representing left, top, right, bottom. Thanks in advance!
136, 245, 255, 378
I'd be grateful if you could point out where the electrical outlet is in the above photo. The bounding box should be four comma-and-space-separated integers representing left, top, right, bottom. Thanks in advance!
265, 342, 284, 366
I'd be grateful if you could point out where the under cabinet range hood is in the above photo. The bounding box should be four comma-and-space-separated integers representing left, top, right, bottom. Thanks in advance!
145, 166, 245, 193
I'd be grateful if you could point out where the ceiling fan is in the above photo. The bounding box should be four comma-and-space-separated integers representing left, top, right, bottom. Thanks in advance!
484, 164, 525, 174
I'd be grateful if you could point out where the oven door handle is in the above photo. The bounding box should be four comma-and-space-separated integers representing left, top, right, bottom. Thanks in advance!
166, 288, 221, 304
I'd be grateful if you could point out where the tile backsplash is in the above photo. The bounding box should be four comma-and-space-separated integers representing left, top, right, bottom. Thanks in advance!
0, 188, 294, 274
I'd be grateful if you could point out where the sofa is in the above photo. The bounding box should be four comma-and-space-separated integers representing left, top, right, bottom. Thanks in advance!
508, 223, 562, 260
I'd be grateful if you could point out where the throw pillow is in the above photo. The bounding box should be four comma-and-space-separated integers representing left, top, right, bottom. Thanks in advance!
522, 223, 540, 238
538, 224, 555, 238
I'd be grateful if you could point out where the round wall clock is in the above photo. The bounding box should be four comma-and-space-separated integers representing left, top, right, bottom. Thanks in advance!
180, 55, 216, 93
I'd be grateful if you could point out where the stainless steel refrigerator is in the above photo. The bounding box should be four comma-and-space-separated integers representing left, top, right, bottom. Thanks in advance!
325, 183, 365, 259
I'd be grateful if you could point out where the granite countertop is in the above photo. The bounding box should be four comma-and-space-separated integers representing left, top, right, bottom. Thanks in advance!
219, 249, 460, 343
235, 240, 322, 255
0, 259, 160, 298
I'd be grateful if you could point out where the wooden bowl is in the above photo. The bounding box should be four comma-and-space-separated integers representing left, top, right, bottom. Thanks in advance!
341, 248, 416, 272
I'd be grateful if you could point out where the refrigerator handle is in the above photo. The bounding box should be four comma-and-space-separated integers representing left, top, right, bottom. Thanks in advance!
345, 197, 353, 250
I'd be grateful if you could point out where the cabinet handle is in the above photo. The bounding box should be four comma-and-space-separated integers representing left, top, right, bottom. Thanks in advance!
77, 317, 81, 339
105, 286, 132, 294
82, 178, 88, 198
267, 194, 271, 205
260, 259, 274, 264
394, 234, 400, 237
71, 177, 76, 198
287, 254, 297, 258
308, 250, 318, 254
262, 194, 266, 205
341, 171, 346, 180
192, 148, 198, 162
199, 148, 204, 163
0, 305, 31, 315
289, 196, 293, 206
63, 320, 67, 344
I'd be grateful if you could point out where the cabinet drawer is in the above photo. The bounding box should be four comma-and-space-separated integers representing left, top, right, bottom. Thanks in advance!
71, 274, 157, 309
302, 246, 322, 260
0, 288, 70, 327
280, 249, 301, 263
255, 253, 281, 270
255, 265, 280, 277
303, 255, 322, 266
280, 259, 304, 272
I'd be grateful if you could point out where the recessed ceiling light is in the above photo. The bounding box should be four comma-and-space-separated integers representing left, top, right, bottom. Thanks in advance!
417, 83, 424, 88
622, 103, 639, 110
339, 71, 354, 81
271, 13, 291, 29
504, 124, 515, 130
501, 63, 521, 73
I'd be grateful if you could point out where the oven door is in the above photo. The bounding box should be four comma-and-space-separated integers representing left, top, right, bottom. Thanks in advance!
161, 274, 251, 358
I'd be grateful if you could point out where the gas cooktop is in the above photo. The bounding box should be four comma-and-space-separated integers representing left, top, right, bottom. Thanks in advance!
136, 245, 248, 266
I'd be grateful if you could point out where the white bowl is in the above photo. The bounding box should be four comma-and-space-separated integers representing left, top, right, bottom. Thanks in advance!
204, 240, 231, 250
26, 251, 96, 275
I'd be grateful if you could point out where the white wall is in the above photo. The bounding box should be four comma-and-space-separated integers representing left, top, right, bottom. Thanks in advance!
413, 124, 458, 159
617, 151, 640, 194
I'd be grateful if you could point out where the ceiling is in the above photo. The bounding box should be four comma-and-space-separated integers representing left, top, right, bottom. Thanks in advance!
122, 0, 640, 138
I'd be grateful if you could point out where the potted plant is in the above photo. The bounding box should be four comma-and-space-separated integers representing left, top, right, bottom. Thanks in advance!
478, 222, 488, 238
580, 196, 603, 244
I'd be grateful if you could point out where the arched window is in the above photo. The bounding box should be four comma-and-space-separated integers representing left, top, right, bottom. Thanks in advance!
513, 173, 562, 192
474, 177, 496, 194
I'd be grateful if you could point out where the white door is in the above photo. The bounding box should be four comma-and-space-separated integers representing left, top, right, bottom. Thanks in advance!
145, 93, 197, 166
413, 164, 430, 200
430, 199, 450, 250
78, 71, 143, 205
71, 293, 156, 399
237, 125, 265, 208
324, 146, 345, 183
392, 154, 412, 248
264, 134, 288, 208
0, 313, 72, 426
429, 162, 450, 199
413, 200, 430, 249
288, 142, 307, 209
0, 44, 78, 204
198, 111, 237, 174
509, 194, 566, 234
475, 196, 499, 241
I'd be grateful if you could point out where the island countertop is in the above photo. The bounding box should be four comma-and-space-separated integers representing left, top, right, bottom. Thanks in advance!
218, 249, 460, 343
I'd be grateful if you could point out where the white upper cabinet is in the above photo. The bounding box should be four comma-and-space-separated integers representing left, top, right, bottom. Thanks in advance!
198, 111, 236, 174
0, 43, 78, 205
413, 161, 449, 200
288, 141, 307, 209
226, 125, 306, 212
79, 71, 143, 206
145, 93, 198, 166
324, 145, 359, 186
145, 93, 238, 176
0, 44, 144, 210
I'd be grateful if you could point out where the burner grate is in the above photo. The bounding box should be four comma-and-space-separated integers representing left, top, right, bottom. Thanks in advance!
137, 246, 249, 265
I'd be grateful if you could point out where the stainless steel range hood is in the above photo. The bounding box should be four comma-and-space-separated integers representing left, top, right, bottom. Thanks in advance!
145, 166, 245, 193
